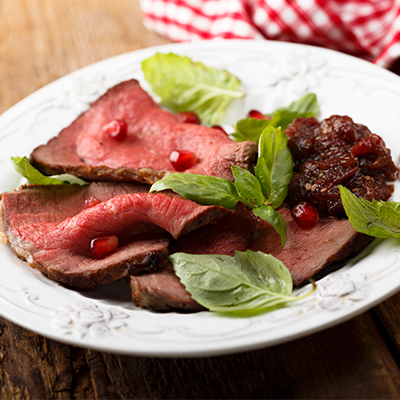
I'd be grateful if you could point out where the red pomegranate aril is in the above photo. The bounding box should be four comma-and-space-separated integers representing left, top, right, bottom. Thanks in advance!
291, 202, 319, 229
102, 119, 128, 141
170, 150, 197, 172
176, 111, 201, 124
247, 110, 270, 120
91, 235, 119, 259
212, 125, 227, 135
84, 196, 102, 209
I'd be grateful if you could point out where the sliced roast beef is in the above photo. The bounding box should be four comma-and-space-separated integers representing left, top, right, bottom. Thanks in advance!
129, 204, 373, 311
31, 236, 170, 289
30, 79, 258, 184
247, 208, 373, 284
13, 192, 229, 252
2, 181, 150, 229
129, 264, 205, 312
174, 204, 373, 285
1, 184, 229, 288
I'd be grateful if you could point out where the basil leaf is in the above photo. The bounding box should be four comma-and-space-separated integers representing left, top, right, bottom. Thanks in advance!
142, 52, 244, 125
254, 126, 293, 208
169, 250, 296, 313
231, 118, 272, 143
150, 173, 242, 209
231, 165, 265, 207
274, 93, 319, 117
339, 185, 400, 238
12, 156, 88, 186
269, 93, 318, 131
253, 205, 287, 246
270, 110, 314, 131
232, 93, 318, 143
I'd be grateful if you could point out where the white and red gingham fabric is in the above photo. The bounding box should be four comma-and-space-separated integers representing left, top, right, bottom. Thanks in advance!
139, 0, 400, 68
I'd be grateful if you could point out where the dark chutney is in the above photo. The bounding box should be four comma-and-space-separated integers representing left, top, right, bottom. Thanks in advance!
286, 115, 399, 217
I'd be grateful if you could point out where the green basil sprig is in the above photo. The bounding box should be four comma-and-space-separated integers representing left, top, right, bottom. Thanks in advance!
151, 126, 292, 246
339, 185, 400, 238
169, 250, 316, 314
142, 52, 244, 126
150, 173, 244, 208
255, 125, 292, 208
232, 93, 319, 143
12, 156, 88, 186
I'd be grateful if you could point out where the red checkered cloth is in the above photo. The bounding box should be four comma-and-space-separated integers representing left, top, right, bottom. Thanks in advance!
139, 0, 400, 68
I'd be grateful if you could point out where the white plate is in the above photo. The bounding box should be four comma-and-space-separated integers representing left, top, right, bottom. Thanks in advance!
1, 40, 400, 358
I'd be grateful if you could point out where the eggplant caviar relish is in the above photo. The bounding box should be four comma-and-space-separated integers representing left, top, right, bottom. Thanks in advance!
286, 115, 399, 217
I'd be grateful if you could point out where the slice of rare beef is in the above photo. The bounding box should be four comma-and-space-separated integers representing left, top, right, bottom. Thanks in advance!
174, 204, 373, 285
30, 79, 258, 184
246, 207, 373, 285
129, 264, 205, 312
129, 204, 373, 311
2, 181, 150, 230
1, 184, 228, 288
0, 182, 168, 288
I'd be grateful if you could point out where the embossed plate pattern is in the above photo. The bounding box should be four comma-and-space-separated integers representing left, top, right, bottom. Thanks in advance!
0, 40, 400, 357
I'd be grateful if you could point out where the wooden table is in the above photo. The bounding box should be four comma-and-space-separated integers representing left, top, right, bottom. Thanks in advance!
2, 1, 400, 398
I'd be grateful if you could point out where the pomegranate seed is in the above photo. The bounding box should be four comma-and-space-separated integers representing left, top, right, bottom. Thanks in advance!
212, 125, 227, 135
84, 196, 102, 209
170, 150, 197, 172
247, 110, 270, 120
291, 202, 319, 229
102, 119, 127, 141
176, 112, 201, 124
91, 235, 119, 259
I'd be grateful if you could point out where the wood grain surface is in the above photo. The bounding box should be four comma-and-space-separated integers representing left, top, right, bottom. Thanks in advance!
2, 1, 400, 399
